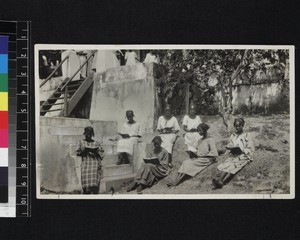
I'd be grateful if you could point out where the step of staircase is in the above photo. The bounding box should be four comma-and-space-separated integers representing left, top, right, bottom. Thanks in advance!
102, 164, 134, 178
102, 153, 119, 165
42, 102, 64, 107
101, 143, 117, 155
41, 108, 63, 113
48, 96, 68, 101
66, 84, 81, 90
99, 173, 136, 193
55, 89, 77, 95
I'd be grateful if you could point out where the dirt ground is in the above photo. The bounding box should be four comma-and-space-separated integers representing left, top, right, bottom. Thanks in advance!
118, 114, 291, 195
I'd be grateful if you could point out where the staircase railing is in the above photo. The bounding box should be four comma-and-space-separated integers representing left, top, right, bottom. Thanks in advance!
60, 71, 95, 117
60, 50, 97, 91
40, 50, 97, 117
39, 54, 69, 88
60, 50, 97, 117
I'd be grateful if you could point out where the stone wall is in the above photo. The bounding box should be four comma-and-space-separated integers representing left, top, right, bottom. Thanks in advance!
215, 81, 289, 115
38, 117, 117, 192
90, 63, 161, 133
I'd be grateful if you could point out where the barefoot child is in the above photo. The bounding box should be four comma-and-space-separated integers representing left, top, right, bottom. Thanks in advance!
212, 118, 255, 189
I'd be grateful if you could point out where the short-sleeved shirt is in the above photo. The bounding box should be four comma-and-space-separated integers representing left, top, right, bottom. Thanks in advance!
144, 53, 159, 64
182, 115, 202, 130
120, 121, 141, 136
157, 116, 180, 131
228, 132, 255, 160
125, 52, 137, 65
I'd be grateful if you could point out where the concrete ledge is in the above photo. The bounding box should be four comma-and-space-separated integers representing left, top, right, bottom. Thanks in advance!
102, 154, 119, 165
102, 164, 134, 178
59, 135, 84, 145
99, 173, 136, 193
101, 143, 117, 154
40, 117, 117, 137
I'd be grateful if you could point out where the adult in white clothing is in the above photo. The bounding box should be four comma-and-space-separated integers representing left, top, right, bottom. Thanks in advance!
182, 105, 202, 158
125, 50, 137, 65
156, 105, 180, 165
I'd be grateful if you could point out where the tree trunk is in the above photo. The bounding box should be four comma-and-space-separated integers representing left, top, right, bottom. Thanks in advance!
228, 50, 249, 114
185, 82, 190, 114
220, 50, 249, 131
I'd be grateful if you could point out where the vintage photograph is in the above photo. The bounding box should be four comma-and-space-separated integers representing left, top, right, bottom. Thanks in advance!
35, 45, 294, 199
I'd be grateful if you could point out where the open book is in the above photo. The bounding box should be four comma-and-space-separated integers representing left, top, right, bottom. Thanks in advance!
164, 127, 173, 133
143, 157, 160, 165
118, 133, 130, 138
225, 146, 243, 155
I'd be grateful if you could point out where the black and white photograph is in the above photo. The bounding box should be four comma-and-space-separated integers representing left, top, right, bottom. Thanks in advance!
35, 45, 294, 199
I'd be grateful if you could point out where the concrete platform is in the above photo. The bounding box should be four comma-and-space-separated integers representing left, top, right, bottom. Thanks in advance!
102, 164, 134, 178
99, 173, 136, 193
102, 153, 119, 165
101, 143, 117, 154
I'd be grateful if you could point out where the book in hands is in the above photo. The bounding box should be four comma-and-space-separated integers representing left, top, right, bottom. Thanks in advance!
131, 135, 142, 138
189, 128, 198, 133
164, 127, 173, 133
143, 157, 160, 165
225, 146, 243, 155
118, 133, 130, 138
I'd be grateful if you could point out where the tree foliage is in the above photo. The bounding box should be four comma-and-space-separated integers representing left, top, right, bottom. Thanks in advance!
154, 49, 289, 115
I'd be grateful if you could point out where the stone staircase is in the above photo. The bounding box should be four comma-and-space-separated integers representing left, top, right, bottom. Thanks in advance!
99, 143, 136, 193
40, 117, 142, 194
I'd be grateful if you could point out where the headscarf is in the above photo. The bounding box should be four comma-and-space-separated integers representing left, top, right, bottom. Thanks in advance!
126, 110, 135, 117
152, 136, 163, 144
234, 118, 245, 127
83, 126, 94, 137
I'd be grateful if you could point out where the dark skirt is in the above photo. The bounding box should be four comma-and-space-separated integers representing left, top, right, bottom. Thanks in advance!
134, 163, 169, 187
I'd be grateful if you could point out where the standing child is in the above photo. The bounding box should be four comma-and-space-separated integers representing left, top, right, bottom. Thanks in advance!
212, 118, 255, 189
125, 50, 137, 65
76, 126, 105, 194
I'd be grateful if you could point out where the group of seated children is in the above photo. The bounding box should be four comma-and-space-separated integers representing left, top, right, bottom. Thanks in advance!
76, 105, 254, 194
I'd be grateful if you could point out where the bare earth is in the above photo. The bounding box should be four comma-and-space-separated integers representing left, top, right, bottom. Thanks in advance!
118, 114, 291, 195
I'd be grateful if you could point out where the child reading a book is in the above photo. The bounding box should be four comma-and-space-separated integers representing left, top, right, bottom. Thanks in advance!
115, 110, 141, 165
167, 123, 218, 188
212, 118, 255, 189
127, 136, 171, 194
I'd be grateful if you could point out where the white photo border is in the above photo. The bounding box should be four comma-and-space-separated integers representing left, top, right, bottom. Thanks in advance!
35, 44, 295, 200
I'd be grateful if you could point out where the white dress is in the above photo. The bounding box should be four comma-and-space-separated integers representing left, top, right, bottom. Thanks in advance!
125, 51, 137, 65
182, 115, 202, 153
178, 138, 218, 177
157, 116, 180, 154
117, 121, 141, 155
143, 53, 159, 64
217, 132, 255, 174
